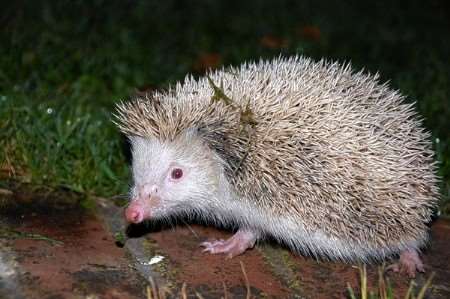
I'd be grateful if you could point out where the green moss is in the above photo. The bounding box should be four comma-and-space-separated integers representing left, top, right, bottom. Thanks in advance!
259, 245, 303, 293
141, 238, 178, 287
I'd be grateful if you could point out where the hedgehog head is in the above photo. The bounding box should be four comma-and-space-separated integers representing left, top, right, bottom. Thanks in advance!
126, 129, 226, 221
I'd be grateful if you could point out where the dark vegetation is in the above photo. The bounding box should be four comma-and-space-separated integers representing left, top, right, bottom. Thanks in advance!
1, 0, 449, 211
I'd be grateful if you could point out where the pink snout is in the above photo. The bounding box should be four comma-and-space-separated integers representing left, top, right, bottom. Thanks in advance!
125, 200, 150, 224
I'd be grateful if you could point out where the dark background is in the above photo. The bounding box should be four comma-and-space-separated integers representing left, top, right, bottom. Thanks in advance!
1, 0, 449, 211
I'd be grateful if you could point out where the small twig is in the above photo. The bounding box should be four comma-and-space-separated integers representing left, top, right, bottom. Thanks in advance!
240, 261, 251, 299
222, 281, 229, 299
195, 292, 205, 299
346, 283, 357, 299
148, 276, 158, 299
180, 219, 200, 240
378, 264, 387, 299
233, 146, 250, 175
207, 75, 234, 107
238, 100, 258, 130
404, 281, 414, 299
181, 282, 187, 299
360, 264, 367, 299
233, 127, 255, 175
207, 76, 257, 176
416, 272, 435, 299
146, 285, 153, 299
0, 229, 63, 246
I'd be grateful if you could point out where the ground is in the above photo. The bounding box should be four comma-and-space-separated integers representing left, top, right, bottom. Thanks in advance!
1, 186, 449, 298
1, 1, 450, 298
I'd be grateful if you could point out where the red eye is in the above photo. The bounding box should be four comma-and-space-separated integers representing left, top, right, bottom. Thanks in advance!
171, 168, 183, 180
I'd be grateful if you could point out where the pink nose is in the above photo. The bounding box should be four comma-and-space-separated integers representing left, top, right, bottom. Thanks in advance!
125, 206, 144, 223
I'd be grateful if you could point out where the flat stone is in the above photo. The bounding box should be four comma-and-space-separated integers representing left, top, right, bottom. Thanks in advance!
0, 189, 146, 299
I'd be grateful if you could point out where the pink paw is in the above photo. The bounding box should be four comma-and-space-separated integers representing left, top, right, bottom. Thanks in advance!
386, 248, 425, 278
200, 229, 257, 258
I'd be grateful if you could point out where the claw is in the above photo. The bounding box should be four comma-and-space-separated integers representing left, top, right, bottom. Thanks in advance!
200, 229, 257, 258
386, 248, 425, 278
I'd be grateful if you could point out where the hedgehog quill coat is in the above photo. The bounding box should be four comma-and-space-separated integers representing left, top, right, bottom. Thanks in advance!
115, 56, 438, 264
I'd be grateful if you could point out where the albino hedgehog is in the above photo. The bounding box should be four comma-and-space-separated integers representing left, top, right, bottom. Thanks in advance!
115, 56, 439, 277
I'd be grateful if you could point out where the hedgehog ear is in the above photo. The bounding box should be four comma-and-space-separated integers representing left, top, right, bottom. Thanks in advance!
196, 124, 240, 171
184, 128, 201, 139
195, 123, 225, 151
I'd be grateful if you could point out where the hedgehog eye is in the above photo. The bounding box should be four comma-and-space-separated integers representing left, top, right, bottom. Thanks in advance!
170, 168, 183, 180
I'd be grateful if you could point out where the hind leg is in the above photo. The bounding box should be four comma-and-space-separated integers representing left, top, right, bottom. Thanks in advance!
386, 248, 425, 278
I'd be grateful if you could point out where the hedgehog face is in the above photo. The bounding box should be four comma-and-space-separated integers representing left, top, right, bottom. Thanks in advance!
124, 133, 221, 223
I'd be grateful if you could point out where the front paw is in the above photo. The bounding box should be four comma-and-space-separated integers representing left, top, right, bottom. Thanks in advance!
200, 229, 257, 258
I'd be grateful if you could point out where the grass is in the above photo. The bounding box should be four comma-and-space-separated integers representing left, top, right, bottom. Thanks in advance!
0, 0, 449, 208
144, 263, 433, 298
1, 97, 126, 195
145, 261, 251, 298
347, 265, 434, 299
